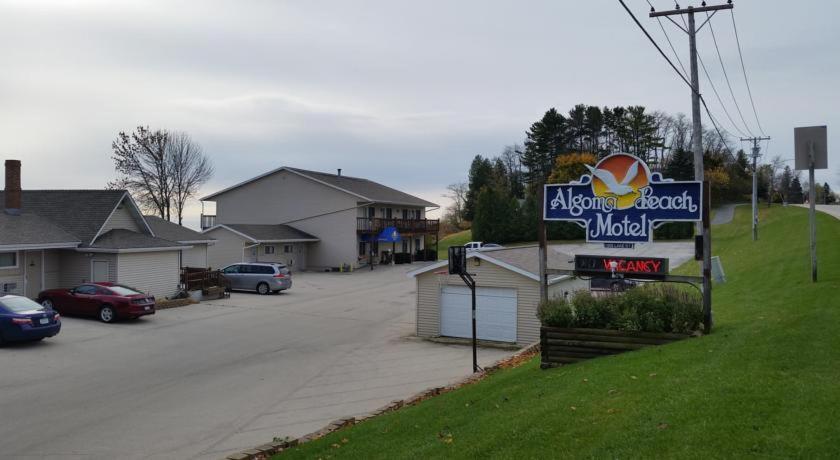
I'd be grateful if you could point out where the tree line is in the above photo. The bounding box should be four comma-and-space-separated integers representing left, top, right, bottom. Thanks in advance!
443, 104, 818, 244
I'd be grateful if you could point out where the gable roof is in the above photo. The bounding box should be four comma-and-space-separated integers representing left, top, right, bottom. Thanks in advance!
86, 229, 189, 253
143, 215, 214, 243
0, 190, 152, 247
201, 167, 437, 207
0, 212, 81, 250
407, 245, 575, 285
203, 223, 319, 243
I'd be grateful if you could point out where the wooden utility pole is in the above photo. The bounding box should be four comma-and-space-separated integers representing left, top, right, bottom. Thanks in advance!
538, 185, 548, 303
651, 2, 732, 334
741, 136, 771, 241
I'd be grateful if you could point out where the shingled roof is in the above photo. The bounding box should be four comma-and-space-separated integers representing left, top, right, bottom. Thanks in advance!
89, 229, 188, 251
0, 190, 143, 246
144, 215, 214, 243
206, 224, 318, 242
201, 167, 437, 207
0, 212, 80, 249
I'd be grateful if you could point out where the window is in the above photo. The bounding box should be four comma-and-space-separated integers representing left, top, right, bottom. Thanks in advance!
385, 208, 393, 219
415, 209, 421, 219
75, 285, 97, 295
222, 265, 240, 274
359, 241, 366, 256
283, 245, 293, 254
402, 241, 409, 253
401, 209, 408, 219
368, 207, 375, 218
0, 251, 17, 269
264, 245, 276, 255
415, 238, 421, 250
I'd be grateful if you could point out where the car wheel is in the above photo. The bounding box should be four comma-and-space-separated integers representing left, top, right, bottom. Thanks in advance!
256, 282, 270, 295
99, 305, 116, 323
40, 298, 54, 309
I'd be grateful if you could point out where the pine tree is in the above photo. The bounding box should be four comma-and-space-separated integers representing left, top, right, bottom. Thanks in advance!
789, 176, 804, 204
824, 183, 835, 204
522, 108, 568, 184
663, 148, 694, 180
463, 155, 493, 222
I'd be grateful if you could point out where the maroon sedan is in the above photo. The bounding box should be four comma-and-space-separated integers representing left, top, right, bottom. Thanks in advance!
37, 283, 156, 323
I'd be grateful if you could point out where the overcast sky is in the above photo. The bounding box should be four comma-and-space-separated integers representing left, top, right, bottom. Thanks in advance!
1, 0, 837, 229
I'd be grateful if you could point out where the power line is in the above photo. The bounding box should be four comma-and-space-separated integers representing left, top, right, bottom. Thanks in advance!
731, 9, 766, 136
646, 0, 689, 79
698, 52, 748, 137
618, 0, 734, 158
706, 11, 755, 136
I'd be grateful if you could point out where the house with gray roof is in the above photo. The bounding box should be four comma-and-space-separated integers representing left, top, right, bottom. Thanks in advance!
200, 167, 440, 271
0, 159, 199, 299
143, 215, 215, 268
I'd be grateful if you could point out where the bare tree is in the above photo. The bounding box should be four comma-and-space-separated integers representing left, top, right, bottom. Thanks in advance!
111, 126, 172, 220
168, 132, 214, 225
443, 182, 468, 227
111, 126, 214, 224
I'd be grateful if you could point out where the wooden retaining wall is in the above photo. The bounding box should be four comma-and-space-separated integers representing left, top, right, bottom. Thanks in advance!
540, 327, 694, 368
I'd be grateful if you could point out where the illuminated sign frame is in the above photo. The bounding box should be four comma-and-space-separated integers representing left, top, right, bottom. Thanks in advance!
543, 153, 702, 244
574, 254, 669, 280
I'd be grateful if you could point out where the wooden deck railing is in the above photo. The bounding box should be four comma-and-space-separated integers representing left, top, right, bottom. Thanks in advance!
180, 267, 229, 292
356, 217, 439, 234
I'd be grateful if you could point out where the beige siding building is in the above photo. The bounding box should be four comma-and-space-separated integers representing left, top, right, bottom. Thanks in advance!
409, 246, 588, 346
201, 167, 440, 271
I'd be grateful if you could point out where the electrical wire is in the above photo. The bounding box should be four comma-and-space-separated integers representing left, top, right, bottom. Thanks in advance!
706, 11, 754, 136
619, 0, 735, 160
698, 52, 748, 137
731, 9, 765, 136
646, 0, 689, 79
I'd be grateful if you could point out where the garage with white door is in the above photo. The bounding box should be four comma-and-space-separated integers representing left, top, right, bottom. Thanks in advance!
409, 246, 588, 345
440, 285, 517, 343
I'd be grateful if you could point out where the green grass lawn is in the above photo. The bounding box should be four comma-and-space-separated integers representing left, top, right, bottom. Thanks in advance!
436, 230, 472, 260
280, 206, 840, 459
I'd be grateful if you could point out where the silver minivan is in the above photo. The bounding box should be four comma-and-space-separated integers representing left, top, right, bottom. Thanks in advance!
220, 263, 292, 295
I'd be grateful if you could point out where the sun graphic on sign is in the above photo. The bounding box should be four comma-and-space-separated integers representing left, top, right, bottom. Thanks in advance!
586, 153, 651, 209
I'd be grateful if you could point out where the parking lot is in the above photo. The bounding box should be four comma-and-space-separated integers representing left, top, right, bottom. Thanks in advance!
0, 265, 512, 460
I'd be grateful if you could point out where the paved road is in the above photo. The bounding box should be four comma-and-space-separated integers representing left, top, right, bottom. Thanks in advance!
711, 204, 738, 225
0, 266, 511, 460
802, 204, 840, 220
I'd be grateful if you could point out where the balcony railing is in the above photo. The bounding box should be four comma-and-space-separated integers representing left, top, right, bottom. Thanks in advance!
200, 214, 216, 230
357, 217, 439, 234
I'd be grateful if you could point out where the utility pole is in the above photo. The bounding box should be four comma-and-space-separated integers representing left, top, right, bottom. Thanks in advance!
741, 136, 771, 241
651, 2, 732, 334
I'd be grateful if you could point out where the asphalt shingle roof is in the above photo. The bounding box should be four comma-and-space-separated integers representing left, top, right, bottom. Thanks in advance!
287, 168, 437, 207
144, 215, 213, 243
0, 212, 80, 247
222, 224, 318, 242
90, 229, 185, 250
0, 190, 130, 245
202, 167, 437, 207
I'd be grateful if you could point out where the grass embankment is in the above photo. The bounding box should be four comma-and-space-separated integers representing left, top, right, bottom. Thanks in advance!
436, 230, 472, 259
280, 206, 840, 458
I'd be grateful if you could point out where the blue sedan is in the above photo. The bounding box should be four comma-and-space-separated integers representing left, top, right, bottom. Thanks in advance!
0, 295, 61, 345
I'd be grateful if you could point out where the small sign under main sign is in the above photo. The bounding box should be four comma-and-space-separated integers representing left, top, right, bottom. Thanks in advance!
574, 254, 669, 280
604, 242, 635, 249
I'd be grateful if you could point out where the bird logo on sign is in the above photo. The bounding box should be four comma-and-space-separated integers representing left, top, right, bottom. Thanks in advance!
586, 153, 650, 209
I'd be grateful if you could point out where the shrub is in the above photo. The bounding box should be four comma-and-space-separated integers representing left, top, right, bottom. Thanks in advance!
537, 284, 703, 333
537, 298, 574, 328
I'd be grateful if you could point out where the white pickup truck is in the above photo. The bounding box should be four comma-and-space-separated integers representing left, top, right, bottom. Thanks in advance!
464, 242, 503, 251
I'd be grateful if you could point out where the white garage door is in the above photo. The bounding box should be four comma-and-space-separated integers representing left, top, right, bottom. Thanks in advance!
440, 285, 517, 343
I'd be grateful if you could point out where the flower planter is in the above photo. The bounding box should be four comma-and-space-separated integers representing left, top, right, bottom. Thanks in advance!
540, 326, 695, 369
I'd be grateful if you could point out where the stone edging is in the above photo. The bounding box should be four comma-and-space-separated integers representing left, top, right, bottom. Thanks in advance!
223, 342, 541, 460
155, 298, 198, 310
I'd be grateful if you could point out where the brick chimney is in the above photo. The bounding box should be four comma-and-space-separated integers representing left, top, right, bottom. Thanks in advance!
5, 159, 21, 215
337, 168, 342, 177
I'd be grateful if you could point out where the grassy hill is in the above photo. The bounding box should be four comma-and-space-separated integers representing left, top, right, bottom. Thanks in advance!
282, 206, 840, 458
436, 229, 472, 259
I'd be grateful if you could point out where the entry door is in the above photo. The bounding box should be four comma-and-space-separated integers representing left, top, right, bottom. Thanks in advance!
440, 285, 517, 343
92, 260, 110, 283
25, 251, 42, 298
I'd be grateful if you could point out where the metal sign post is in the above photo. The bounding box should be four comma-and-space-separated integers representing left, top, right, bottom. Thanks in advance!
794, 126, 828, 283
448, 246, 479, 373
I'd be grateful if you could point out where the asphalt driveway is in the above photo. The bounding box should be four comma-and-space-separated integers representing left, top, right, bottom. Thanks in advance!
0, 266, 512, 460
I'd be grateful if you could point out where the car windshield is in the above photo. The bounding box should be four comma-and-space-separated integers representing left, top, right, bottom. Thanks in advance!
0, 296, 44, 313
107, 285, 142, 296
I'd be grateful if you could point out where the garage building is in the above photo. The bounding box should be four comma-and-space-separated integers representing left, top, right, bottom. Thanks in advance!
408, 246, 588, 345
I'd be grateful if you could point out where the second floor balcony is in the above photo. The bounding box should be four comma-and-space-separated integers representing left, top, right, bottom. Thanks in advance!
200, 214, 216, 230
357, 217, 439, 234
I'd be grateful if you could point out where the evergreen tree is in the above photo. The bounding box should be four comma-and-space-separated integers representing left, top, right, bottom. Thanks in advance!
789, 175, 804, 204
663, 148, 694, 180
472, 185, 520, 244
463, 155, 493, 222
779, 166, 793, 202
522, 108, 568, 184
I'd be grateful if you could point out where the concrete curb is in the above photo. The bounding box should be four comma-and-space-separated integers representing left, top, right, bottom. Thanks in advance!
222, 342, 541, 459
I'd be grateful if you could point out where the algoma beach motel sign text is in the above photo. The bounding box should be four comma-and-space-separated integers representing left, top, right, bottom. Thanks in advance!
544, 153, 702, 243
